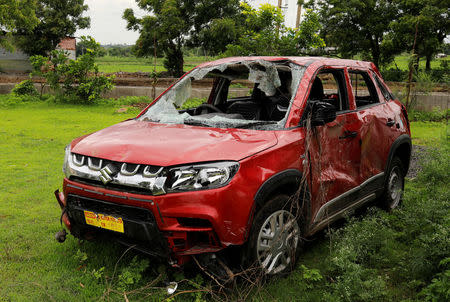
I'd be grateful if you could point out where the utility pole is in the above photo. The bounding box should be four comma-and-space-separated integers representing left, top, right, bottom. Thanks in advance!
296, 2, 302, 29
276, 0, 283, 38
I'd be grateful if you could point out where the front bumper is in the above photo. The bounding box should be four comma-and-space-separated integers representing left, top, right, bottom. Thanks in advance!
56, 175, 255, 262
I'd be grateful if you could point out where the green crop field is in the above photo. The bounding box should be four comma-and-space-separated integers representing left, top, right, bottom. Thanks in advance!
95, 54, 449, 74
96, 56, 213, 74
0, 95, 448, 301
386, 54, 449, 71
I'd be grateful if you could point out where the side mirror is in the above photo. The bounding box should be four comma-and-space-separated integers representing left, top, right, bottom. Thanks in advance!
309, 101, 337, 126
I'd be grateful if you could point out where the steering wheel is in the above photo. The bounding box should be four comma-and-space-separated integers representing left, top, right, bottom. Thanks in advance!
194, 104, 223, 115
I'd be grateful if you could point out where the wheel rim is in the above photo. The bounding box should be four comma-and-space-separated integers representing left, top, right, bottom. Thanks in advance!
388, 166, 403, 209
256, 210, 300, 274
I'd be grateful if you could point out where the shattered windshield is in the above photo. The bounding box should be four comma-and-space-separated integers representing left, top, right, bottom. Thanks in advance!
138, 60, 306, 129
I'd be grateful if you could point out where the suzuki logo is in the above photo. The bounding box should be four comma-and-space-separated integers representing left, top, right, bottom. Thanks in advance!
99, 164, 118, 185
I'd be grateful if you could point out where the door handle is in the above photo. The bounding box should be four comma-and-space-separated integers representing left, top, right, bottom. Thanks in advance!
386, 119, 395, 127
339, 131, 358, 139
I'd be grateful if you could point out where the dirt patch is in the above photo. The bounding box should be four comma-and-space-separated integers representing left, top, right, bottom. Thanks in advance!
406, 145, 428, 179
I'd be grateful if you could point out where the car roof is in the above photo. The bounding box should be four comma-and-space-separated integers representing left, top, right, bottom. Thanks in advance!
197, 56, 376, 70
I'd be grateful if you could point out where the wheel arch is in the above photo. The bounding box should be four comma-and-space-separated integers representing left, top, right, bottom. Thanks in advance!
253, 169, 304, 212
249, 169, 311, 232
386, 134, 412, 176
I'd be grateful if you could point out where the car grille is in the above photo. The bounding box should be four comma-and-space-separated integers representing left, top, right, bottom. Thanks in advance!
66, 194, 168, 256
69, 176, 153, 195
72, 153, 163, 177
68, 153, 166, 195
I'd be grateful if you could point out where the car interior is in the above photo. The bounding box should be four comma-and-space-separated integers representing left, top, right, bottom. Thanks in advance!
349, 71, 380, 107
306, 70, 349, 112
178, 63, 294, 122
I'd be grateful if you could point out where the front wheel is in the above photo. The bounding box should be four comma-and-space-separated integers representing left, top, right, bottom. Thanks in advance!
246, 195, 302, 275
380, 157, 405, 210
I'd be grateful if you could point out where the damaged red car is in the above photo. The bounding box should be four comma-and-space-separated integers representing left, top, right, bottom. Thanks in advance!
55, 57, 411, 275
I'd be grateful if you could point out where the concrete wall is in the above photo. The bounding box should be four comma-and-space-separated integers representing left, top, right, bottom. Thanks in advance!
0, 83, 448, 112
0, 47, 32, 73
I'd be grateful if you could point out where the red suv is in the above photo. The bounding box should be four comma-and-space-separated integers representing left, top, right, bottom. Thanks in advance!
55, 57, 411, 275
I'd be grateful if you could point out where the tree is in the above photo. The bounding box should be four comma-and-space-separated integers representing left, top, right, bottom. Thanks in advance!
15, 0, 90, 56
123, 0, 241, 76
29, 36, 114, 103
307, 0, 399, 67
225, 4, 325, 56
0, 0, 38, 51
389, 0, 449, 70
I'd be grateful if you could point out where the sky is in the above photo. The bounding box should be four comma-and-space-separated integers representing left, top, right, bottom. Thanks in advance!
76, 0, 303, 45
76, 0, 146, 45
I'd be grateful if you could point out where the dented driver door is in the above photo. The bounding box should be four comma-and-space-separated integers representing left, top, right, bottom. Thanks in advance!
307, 68, 363, 228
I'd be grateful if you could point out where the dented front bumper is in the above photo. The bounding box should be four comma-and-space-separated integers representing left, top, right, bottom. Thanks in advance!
55, 174, 253, 265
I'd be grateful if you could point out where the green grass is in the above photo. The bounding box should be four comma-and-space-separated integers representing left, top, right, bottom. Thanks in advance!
410, 121, 449, 146
0, 98, 143, 301
96, 54, 449, 76
96, 56, 212, 73
0, 96, 448, 301
386, 54, 449, 71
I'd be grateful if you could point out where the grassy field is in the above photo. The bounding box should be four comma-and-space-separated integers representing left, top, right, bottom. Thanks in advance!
386, 54, 449, 71
0, 96, 448, 301
95, 54, 449, 74
96, 56, 213, 74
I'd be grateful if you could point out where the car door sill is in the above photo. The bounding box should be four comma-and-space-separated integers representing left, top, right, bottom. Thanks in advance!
308, 192, 377, 235
312, 172, 384, 224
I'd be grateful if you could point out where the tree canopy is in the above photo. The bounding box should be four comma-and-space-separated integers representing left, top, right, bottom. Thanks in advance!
308, 0, 449, 68
307, 0, 399, 67
123, 0, 241, 76
225, 4, 325, 57
388, 0, 449, 70
14, 0, 90, 56
0, 0, 38, 51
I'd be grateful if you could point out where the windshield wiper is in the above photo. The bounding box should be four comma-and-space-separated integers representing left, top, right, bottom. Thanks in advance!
183, 119, 212, 127
238, 121, 278, 129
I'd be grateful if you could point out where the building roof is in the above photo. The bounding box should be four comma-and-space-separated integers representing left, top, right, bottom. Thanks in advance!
57, 37, 76, 51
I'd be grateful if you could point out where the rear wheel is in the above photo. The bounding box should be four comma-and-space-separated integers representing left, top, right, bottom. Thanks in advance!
246, 195, 302, 275
380, 157, 405, 210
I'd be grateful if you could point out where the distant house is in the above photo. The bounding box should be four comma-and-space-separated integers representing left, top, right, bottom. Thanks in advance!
57, 37, 76, 60
0, 37, 77, 73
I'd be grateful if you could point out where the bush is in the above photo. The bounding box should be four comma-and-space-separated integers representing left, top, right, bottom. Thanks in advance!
29, 36, 114, 104
380, 68, 408, 82
409, 108, 449, 122
419, 258, 450, 302
11, 79, 38, 96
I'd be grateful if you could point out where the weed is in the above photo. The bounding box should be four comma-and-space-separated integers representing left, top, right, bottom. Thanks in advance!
409, 108, 449, 122
116, 256, 150, 292
75, 249, 88, 264
12, 79, 38, 96
419, 258, 450, 302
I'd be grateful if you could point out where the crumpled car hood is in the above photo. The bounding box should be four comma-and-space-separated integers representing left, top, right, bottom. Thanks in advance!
71, 120, 278, 166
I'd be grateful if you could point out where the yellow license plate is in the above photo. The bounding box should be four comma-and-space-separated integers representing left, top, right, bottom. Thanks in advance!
84, 210, 124, 233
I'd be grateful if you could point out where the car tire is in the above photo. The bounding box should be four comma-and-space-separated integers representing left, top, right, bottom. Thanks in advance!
245, 194, 302, 276
380, 157, 405, 211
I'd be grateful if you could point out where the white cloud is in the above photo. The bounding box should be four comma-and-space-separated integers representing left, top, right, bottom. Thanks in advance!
76, 0, 146, 45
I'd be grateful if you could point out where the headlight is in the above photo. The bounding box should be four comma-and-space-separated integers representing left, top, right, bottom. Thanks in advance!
62, 144, 71, 178
165, 161, 239, 192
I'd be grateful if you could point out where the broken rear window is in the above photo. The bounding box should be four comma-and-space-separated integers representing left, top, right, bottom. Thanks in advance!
138, 60, 305, 129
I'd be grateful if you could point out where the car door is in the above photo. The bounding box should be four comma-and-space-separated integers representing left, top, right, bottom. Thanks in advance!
306, 67, 363, 226
348, 69, 393, 193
